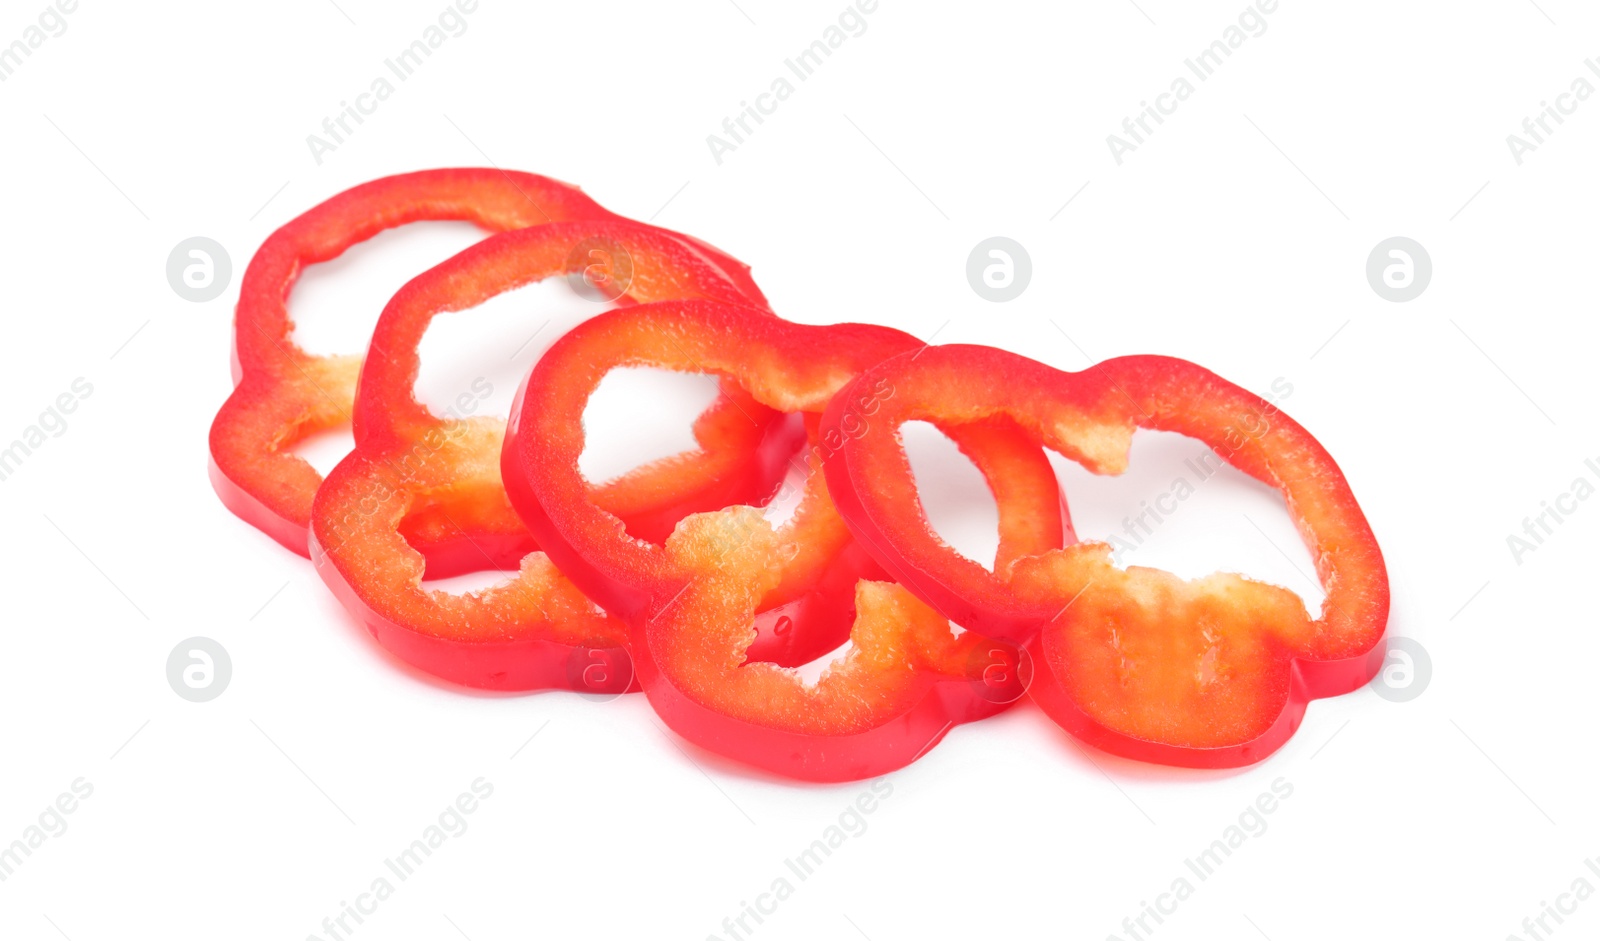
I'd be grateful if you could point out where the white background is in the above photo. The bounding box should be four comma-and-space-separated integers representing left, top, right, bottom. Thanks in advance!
0, 1, 1596, 938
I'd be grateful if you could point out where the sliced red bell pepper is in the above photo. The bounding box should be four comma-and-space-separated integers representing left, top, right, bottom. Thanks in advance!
821, 344, 1390, 768
209, 167, 768, 557
309, 221, 795, 691
502, 301, 1067, 780
210, 169, 616, 556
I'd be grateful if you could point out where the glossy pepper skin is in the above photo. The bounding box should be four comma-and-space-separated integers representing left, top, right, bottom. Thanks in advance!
209, 167, 767, 558
822, 345, 1389, 768
503, 302, 1067, 780
309, 221, 797, 691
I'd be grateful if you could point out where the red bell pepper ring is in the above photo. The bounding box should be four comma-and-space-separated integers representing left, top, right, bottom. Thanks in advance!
309, 221, 794, 691
209, 167, 767, 557
210, 169, 616, 556
822, 344, 1390, 767
502, 301, 1066, 780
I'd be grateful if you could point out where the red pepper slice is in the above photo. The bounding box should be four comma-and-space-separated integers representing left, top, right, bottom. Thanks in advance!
309, 221, 796, 691
503, 302, 1066, 780
822, 344, 1390, 767
209, 167, 767, 557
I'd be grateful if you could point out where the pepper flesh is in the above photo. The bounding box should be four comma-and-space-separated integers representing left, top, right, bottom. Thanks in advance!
503, 302, 1066, 779
310, 222, 795, 690
209, 167, 767, 557
822, 344, 1389, 768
